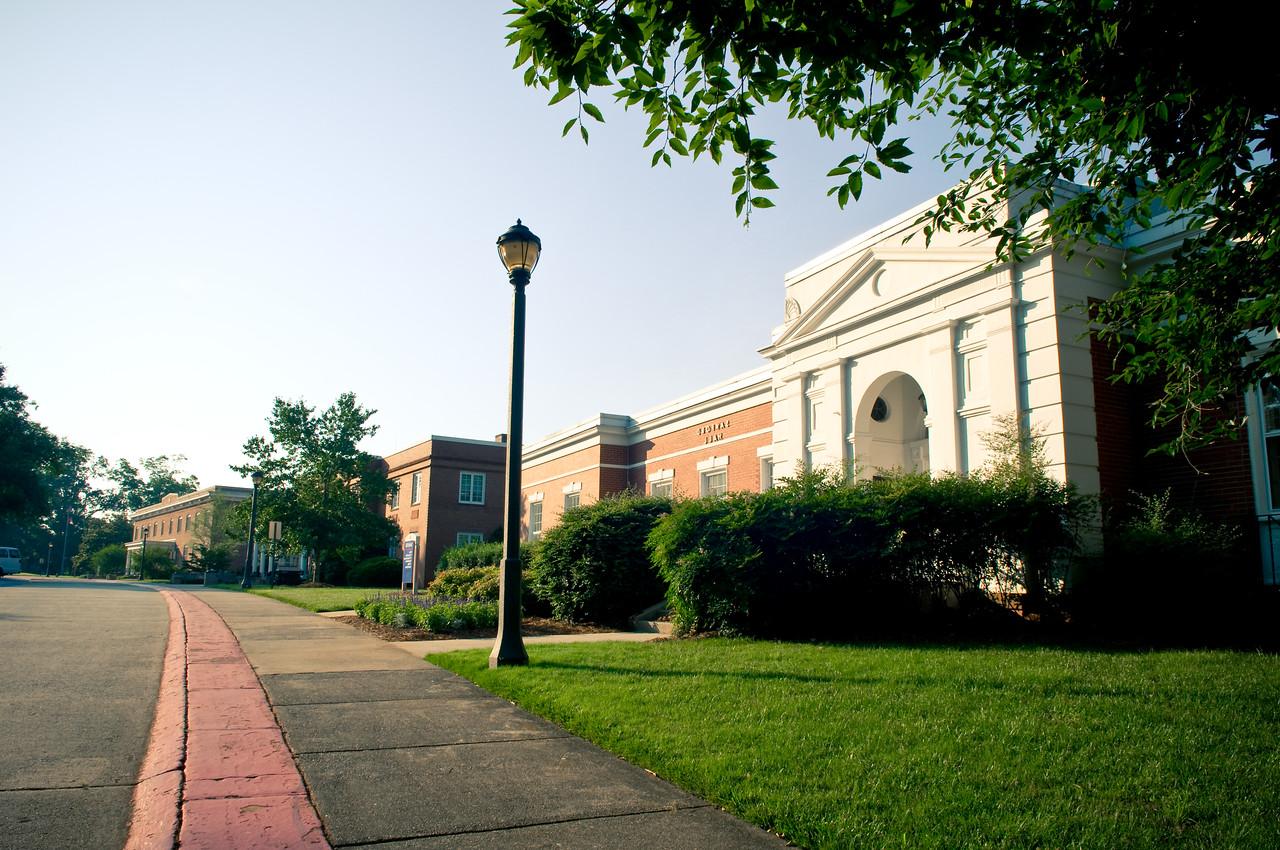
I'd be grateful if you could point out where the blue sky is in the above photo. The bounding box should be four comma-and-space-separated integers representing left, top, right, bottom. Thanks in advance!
0, 1, 959, 488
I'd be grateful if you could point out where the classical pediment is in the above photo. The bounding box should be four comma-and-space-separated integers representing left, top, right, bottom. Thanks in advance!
769, 246, 997, 350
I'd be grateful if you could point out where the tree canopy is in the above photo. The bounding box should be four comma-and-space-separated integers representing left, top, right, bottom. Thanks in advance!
233, 393, 397, 583
506, 1, 1277, 447
0, 364, 60, 525
98, 455, 200, 513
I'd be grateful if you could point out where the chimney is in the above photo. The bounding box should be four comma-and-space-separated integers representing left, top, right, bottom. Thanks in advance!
495, 433, 508, 444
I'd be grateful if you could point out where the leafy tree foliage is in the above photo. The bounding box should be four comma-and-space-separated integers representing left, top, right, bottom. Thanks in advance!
507, 2, 1277, 447
187, 494, 244, 571
72, 513, 133, 572
98, 455, 200, 513
233, 393, 398, 584
0, 364, 60, 525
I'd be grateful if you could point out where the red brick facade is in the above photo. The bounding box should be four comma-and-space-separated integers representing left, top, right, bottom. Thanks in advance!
1090, 333, 1259, 545
381, 436, 507, 587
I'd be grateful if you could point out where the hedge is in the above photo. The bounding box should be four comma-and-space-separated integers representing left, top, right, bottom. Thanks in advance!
648, 470, 1086, 638
528, 492, 673, 626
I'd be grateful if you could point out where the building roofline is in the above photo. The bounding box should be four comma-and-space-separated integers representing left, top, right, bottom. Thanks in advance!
130, 485, 252, 520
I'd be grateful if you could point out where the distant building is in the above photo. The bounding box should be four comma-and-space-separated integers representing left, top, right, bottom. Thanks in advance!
380, 435, 507, 588
126, 485, 251, 570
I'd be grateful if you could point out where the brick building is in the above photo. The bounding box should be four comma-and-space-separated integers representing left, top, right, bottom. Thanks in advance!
126, 485, 251, 570
381, 435, 507, 588
506, 184, 1279, 582
518, 368, 774, 540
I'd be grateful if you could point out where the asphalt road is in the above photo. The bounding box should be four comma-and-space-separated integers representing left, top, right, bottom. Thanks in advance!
0, 576, 168, 850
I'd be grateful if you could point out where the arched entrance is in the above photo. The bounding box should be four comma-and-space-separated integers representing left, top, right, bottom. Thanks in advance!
853, 372, 930, 475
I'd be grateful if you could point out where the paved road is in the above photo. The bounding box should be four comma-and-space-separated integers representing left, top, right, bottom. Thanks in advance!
0, 577, 167, 850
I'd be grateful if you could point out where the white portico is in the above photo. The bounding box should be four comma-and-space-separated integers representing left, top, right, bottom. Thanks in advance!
760, 190, 1129, 494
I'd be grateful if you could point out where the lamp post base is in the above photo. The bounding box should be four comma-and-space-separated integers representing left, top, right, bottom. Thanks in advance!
488, 557, 528, 668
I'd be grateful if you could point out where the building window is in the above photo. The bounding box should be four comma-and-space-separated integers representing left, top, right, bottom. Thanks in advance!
529, 501, 543, 540
456, 532, 484, 547
459, 472, 486, 505
390, 481, 400, 510
701, 469, 728, 497
168, 519, 174, 535
650, 479, 673, 499
1263, 380, 1280, 510
760, 456, 774, 491
564, 492, 580, 511
410, 472, 422, 505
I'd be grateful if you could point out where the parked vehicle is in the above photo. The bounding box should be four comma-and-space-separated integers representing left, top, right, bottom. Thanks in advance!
0, 547, 22, 577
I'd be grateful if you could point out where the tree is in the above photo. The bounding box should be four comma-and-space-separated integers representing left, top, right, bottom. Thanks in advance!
232, 393, 398, 584
0, 364, 60, 526
72, 513, 133, 573
187, 494, 244, 572
506, 2, 1277, 449
99, 455, 200, 513
89, 543, 128, 577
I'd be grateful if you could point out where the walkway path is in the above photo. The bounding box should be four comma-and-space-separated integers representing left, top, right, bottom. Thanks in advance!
179, 588, 788, 848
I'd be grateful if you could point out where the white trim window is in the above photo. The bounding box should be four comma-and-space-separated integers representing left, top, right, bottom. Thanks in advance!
1262, 380, 1280, 511
529, 500, 543, 540
648, 468, 674, 499
456, 532, 484, 547
759, 455, 774, 491
459, 471, 486, 505
697, 456, 730, 498
389, 480, 400, 510
562, 481, 582, 512
410, 472, 422, 505
701, 469, 728, 497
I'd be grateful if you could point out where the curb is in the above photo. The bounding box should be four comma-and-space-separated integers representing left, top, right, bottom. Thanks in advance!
125, 589, 330, 849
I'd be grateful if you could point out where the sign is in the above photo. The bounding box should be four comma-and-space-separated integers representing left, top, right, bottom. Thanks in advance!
268, 521, 282, 540
401, 537, 417, 586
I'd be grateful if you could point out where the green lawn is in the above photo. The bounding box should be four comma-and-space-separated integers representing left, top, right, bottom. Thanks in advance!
242, 585, 385, 612
433, 639, 1280, 849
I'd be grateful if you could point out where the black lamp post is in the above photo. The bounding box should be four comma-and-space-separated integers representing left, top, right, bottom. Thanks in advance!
140, 527, 149, 581
241, 471, 264, 589
490, 219, 540, 668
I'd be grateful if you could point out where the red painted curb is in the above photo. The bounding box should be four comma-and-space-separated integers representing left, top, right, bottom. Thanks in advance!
126, 590, 331, 849
125, 590, 187, 850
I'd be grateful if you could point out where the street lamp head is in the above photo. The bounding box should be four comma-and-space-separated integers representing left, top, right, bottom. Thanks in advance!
496, 219, 541, 280
142, 527, 149, 539
251, 470, 264, 487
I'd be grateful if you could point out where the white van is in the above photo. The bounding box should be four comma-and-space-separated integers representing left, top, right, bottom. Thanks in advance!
0, 547, 22, 576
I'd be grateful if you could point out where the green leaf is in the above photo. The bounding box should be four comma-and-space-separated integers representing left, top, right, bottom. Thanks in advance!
750, 174, 778, 191
579, 123, 589, 144
548, 84, 575, 106
750, 196, 775, 208
582, 102, 605, 123
561, 118, 577, 137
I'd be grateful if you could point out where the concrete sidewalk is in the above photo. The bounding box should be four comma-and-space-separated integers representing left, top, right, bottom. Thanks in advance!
191, 588, 788, 848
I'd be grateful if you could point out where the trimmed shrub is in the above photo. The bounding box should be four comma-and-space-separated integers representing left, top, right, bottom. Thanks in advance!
425, 565, 545, 614
437, 540, 536, 572
90, 544, 128, 577
347, 556, 401, 587
427, 566, 497, 599
355, 591, 499, 633
649, 469, 1086, 638
529, 492, 673, 626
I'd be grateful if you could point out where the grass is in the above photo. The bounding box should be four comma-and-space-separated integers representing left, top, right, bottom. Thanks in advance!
200, 584, 386, 612
433, 639, 1280, 849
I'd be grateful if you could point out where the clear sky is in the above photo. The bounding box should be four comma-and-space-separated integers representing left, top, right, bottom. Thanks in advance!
0, 1, 959, 489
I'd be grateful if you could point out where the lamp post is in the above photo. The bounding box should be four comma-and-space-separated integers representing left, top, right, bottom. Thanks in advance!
140, 527, 149, 581
490, 219, 540, 668
241, 470, 263, 589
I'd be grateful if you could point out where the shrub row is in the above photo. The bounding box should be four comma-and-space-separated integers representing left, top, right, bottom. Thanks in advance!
437, 540, 534, 572
355, 592, 498, 632
529, 493, 673, 626
648, 470, 1088, 638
